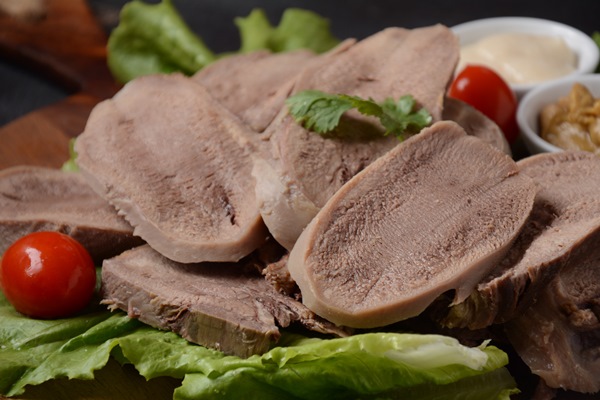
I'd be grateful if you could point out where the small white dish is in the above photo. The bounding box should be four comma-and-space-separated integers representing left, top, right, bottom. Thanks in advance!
452, 17, 599, 99
517, 73, 600, 155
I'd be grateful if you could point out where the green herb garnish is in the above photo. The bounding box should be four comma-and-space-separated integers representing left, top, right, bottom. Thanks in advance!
286, 90, 432, 140
593, 31, 600, 73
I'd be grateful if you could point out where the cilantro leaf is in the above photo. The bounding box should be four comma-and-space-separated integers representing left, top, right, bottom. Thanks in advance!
286, 90, 432, 140
285, 90, 353, 133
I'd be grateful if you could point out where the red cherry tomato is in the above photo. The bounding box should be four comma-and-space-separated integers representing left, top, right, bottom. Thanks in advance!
0, 231, 96, 319
448, 64, 519, 144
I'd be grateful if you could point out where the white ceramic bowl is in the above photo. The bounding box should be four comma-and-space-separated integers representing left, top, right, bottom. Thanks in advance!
452, 17, 599, 99
517, 73, 600, 154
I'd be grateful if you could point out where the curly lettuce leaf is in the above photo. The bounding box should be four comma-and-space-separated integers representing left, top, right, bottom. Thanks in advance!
172, 333, 517, 400
107, 2, 340, 83
235, 8, 340, 54
118, 329, 518, 400
0, 290, 138, 396
0, 290, 517, 399
107, 0, 216, 83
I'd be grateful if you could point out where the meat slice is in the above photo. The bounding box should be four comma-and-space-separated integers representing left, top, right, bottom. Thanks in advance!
255, 25, 460, 249
505, 230, 600, 393
441, 152, 600, 329
193, 49, 316, 133
442, 97, 511, 156
101, 245, 348, 358
287, 121, 536, 328
0, 166, 143, 262
75, 74, 267, 263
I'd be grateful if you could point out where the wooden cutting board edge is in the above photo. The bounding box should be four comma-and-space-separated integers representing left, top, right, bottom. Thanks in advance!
0, 1, 179, 399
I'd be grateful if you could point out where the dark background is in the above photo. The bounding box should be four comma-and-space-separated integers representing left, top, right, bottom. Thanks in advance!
1, 0, 599, 126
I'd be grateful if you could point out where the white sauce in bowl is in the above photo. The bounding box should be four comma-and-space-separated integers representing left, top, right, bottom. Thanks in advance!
457, 33, 577, 85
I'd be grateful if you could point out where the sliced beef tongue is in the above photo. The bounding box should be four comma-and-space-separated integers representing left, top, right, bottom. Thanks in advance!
505, 230, 600, 394
101, 245, 348, 358
287, 121, 536, 328
75, 73, 267, 264
441, 97, 511, 156
255, 25, 460, 250
441, 151, 600, 330
0, 166, 143, 262
193, 49, 317, 133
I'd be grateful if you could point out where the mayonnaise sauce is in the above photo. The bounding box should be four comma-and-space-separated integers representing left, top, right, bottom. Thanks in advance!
457, 33, 577, 85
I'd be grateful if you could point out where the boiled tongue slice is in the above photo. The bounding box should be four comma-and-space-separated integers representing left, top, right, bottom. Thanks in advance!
75, 73, 267, 264
493, 151, 600, 394
287, 121, 536, 328
0, 165, 143, 262
441, 97, 511, 156
101, 244, 348, 358
193, 49, 317, 133
442, 151, 600, 330
255, 25, 460, 251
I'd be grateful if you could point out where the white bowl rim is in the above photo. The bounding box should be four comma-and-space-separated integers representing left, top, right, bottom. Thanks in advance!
452, 17, 600, 95
517, 73, 600, 154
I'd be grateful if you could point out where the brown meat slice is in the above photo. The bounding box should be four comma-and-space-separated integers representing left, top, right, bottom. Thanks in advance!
442, 151, 600, 329
101, 245, 348, 358
505, 230, 600, 393
0, 166, 143, 262
287, 121, 536, 328
442, 97, 511, 156
75, 74, 267, 263
193, 49, 316, 133
255, 25, 460, 250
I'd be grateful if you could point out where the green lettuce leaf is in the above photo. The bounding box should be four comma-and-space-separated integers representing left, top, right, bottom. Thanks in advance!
235, 8, 340, 54
61, 138, 79, 172
107, 0, 216, 83
107, 2, 340, 83
0, 289, 518, 399
171, 333, 518, 400
0, 291, 139, 396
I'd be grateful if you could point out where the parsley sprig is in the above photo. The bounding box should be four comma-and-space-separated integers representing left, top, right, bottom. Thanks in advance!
286, 90, 432, 140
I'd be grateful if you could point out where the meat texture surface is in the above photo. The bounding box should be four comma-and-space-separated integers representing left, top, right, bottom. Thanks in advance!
75, 74, 267, 263
254, 25, 460, 250
491, 152, 600, 394
441, 97, 511, 156
0, 166, 143, 262
193, 49, 316, 133
506, 230, 600, 393
101, 245, 348, 358
287, 121, 536, 328
442, 152, 600, 329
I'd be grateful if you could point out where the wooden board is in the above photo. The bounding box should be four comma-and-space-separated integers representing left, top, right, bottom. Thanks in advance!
0, 0, 119, 170
0, 1, 179, 398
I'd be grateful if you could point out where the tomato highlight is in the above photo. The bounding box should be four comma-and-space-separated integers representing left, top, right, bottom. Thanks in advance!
0, 231, 96, 319
448, 64, 519, 144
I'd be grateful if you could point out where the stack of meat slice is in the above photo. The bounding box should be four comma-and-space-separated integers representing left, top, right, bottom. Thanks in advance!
1, 18, 598, 395
17, 24, 511, 359
286, 121, 535, 328
192, 49, 319, 133
504, 152, 600, 394
255, 25, 462, 250
429, 151, 600, 394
